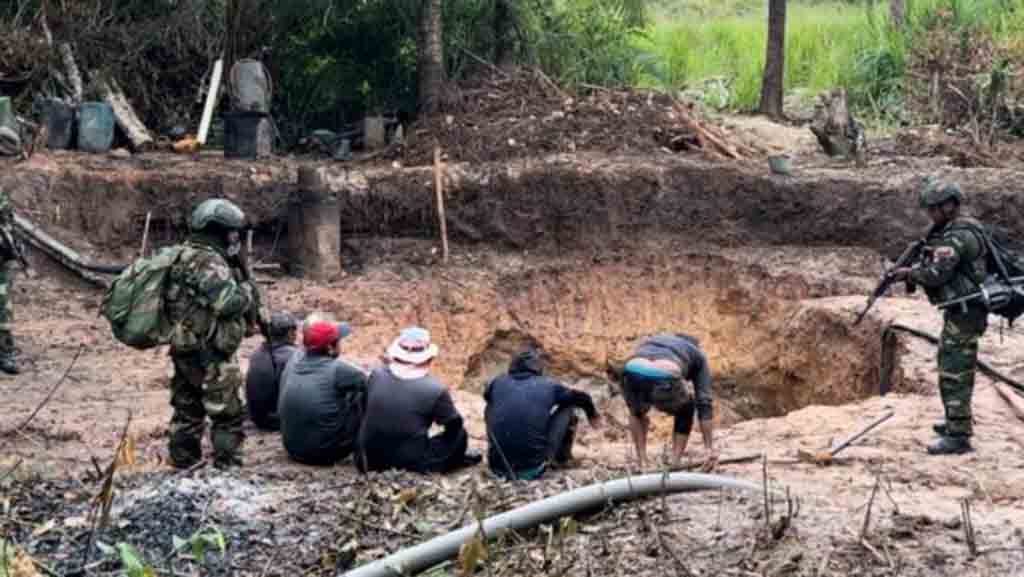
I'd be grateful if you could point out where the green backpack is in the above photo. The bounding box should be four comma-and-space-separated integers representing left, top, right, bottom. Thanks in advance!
101, 246, 185, 349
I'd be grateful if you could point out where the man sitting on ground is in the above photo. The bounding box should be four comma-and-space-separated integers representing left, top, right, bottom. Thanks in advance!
622, 333, 716, 470
245, 312, 300, 431
357, 327, 481, 473
484, 349, 602, 480
279, 318, 367, 466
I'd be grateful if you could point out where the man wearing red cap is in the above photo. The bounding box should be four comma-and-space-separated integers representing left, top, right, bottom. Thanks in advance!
278, 317, 367, 465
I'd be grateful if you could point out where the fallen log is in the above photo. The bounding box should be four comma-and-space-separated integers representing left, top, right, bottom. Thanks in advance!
96, 77, 154, 151
58, 43, 84, 104
12, 214, 126, 287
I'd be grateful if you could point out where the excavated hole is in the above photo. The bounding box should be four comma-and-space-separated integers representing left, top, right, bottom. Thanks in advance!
460, 258, 899, 437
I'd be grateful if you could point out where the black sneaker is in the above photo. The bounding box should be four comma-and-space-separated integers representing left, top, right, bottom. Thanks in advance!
463, 449, 483, 466
926, 436, 972, 455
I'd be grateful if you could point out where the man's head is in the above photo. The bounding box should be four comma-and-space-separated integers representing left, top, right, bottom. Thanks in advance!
919, 180, 963, 227
268, 312, 299, 345
302, 319, 352, 356
189, 198, 247, 255
386, 327, 439, 368
509, 349, 544, 377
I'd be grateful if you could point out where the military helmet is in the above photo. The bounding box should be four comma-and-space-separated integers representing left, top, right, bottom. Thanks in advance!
189, 198, 246, 232
919, 180, 964, 208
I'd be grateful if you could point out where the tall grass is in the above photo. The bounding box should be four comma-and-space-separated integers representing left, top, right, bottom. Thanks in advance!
637, 0, 1024, 114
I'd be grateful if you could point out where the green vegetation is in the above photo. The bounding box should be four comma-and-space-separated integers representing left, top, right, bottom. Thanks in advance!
638, 0, 1024, 120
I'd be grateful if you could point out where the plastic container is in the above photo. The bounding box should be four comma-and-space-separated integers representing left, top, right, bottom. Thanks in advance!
229, 59, 272, 113
77, 102, 115, 153
42, 99, 75, 150
223, 111, 272, 158
0, 96, 15, 131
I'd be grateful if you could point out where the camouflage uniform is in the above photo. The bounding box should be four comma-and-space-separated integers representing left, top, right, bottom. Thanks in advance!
908, 183, 988, 448
164, 200, 258, 468
0, 191, 19, 374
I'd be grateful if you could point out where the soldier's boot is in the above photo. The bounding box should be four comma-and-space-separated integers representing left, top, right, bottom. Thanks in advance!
926, 435, 972, 455
211, 419, 245, 470
0, 354, 19, 375
168, 429, 203, 469
933, 422, 948, 436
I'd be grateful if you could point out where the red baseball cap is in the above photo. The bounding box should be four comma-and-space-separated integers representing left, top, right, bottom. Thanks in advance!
304, 321, 341, 352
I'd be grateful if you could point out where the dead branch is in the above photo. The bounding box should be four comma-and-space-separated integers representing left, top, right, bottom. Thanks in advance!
961, 499, 978, 557
96, 77, 154, 151
859, 474, 881, 540
58, 43, 84, 103
3, 343, 84, 437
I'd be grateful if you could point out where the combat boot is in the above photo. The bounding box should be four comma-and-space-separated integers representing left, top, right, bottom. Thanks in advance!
926, 435, 972, 455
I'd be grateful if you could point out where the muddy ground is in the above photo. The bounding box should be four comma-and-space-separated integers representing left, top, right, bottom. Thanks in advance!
2, 126, 1024, 577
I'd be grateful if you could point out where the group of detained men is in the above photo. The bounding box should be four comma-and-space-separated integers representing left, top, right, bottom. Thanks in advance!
246, 312, 717, 479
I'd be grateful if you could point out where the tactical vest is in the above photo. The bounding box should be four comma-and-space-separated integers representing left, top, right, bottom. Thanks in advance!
164, 242, 248, 356
922, 217, 988, 306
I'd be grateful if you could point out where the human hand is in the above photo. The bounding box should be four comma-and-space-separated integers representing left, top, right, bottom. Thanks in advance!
889, 267, 912, 282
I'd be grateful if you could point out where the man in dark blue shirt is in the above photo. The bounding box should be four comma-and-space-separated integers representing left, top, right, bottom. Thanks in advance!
244, 312, 300, 431
484, 350, 602, 480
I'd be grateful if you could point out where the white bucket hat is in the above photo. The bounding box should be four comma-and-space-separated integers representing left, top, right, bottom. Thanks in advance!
386, 327, 439, 365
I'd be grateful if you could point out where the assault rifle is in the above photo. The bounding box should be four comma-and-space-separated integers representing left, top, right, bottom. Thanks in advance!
0, 223, 32, 276
234, 233, 270, 340
853, 239, 926, 326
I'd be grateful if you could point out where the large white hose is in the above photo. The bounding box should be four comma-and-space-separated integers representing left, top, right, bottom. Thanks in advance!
341, 472, 766, 577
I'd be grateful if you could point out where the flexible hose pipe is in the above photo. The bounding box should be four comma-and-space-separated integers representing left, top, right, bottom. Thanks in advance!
341, 472, 766, 577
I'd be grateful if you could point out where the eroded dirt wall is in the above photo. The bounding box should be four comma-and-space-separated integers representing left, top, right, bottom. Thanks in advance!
3, 153, 1023, 260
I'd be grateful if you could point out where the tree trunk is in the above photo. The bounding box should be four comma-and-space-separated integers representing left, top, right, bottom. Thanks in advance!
493, 0, 514, 69
890, 0, 906, 30
758, 0, 787, 119
418, 0, 445, 114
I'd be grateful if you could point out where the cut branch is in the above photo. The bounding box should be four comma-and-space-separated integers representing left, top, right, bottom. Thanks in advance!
96, 77, 154, 151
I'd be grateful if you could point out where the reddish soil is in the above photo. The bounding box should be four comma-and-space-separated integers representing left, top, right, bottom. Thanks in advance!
2, 122, 1024, 576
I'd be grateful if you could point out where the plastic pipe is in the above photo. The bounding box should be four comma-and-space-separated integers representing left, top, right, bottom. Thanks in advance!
341, 472, 766, 577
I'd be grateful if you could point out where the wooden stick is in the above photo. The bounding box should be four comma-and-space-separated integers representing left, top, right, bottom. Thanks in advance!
829, 410, 895, 457
246, 228, 254, 259
139, 212, 152, 257
433, 146, 449, 264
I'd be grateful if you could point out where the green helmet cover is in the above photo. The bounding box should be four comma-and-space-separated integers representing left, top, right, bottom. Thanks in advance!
189, 198, 246, 232
919, 181, 964, 208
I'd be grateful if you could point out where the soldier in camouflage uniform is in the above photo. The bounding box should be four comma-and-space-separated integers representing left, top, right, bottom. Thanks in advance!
892, 181, 988, 455
0, 189, 21, 375
165, 198, 261, 468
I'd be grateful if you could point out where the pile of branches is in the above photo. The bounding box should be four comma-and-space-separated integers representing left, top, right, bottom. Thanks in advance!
398, 66, 757, 166
905, 12, 1024, 148
0, 0, 223, 136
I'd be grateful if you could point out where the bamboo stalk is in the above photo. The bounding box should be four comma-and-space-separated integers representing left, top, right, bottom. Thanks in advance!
433, 146, 449, 263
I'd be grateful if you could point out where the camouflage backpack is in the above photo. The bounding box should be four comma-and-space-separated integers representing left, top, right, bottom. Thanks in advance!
101, 246, 185, 349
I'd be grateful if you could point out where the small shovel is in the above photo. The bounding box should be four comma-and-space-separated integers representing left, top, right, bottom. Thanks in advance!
798, 410, 895, 466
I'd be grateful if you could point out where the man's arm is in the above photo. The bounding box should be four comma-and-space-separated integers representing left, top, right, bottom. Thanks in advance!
692, 358, 714, 450
432, 389, 465, 441
195, 256, 253, 318
552, 383, 599, 421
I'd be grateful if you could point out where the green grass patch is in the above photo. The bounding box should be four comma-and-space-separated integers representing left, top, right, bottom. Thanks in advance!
637, 2, 897, 110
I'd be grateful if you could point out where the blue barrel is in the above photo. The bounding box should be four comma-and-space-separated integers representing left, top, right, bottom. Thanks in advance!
77, 102, 115, 153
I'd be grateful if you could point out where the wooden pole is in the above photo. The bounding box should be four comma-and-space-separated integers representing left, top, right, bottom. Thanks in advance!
433, 146, 449, 263
139, 212, 152, 256
246, 228, 254, 259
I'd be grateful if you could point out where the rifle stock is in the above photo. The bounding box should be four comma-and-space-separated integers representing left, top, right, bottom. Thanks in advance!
853, 240, 925, 326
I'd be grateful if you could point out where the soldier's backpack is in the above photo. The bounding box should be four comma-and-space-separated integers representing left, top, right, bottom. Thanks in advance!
942, 223, 1024, 326
100, 246, 185, 349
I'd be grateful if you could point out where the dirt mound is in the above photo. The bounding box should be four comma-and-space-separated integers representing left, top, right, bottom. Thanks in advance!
398, 68, 754, 166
